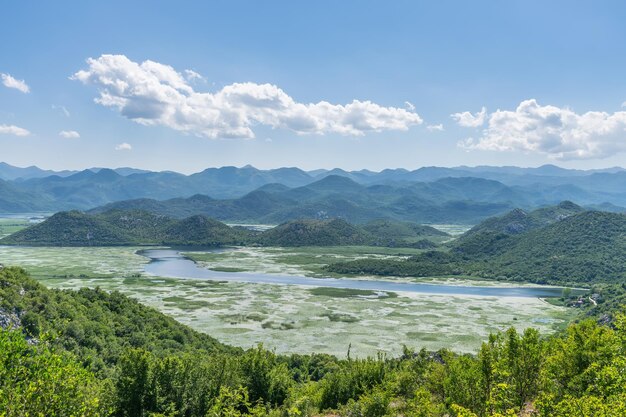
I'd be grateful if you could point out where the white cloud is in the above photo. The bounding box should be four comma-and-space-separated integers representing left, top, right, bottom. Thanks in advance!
1, 73, 30, 93
53, 105, 71, 117
404, 101, 415, 111
184, 69, 205, 82
622, 101, 626, 108
451, 107, 487, 127
427, 123, 444, 131
0, 124, 30, 136
73, 54, 423, 139
115, 142, 132, 151
459, 99, 626, 160
59, 130, 80, 139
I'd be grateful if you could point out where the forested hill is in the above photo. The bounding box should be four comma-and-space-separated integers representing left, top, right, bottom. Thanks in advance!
0, 210, 449, 247
0, 266, 233, 375
451, 201, 586, 256
0, 210, 252, 246
328, 207, 626, 286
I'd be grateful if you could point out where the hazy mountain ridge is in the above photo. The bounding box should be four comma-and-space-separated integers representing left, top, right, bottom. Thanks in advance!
3, 162, 626, 215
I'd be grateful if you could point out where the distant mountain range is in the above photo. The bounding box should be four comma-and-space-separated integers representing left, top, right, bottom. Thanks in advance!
2, 162, 626, 223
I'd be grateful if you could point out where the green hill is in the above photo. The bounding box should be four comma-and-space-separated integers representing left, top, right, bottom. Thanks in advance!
481, 210, 626, 284
452, 201, 585, 256
328, 208, 626, 286
163, 214, 252, 245
0, 210, 251, 246
362, 219, 448, 240
0, 210, 130, 245
0, 266, 232, 375
258, 218, 372, 246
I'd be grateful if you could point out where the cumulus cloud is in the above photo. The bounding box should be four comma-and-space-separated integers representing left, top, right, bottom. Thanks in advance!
1, 73, 30, 93
115, 142, 132, 151
427, 123, 444, 132
73, 54, 423, 139
59, 130, 80, 139
451, 107, 487, 127
0, 124, 30, 136
459, 99, 626, 160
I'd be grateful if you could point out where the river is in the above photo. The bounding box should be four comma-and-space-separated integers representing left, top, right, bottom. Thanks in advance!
140, 248, 573, 298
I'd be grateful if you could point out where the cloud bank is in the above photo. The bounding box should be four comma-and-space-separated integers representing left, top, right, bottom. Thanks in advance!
0, 124, 30, 136
458, 99, 626, 160
1, 73, 30, 93
73, 54, 423, 139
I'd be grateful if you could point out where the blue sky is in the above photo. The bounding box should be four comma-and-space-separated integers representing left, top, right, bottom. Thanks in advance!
2, 1, 626, 173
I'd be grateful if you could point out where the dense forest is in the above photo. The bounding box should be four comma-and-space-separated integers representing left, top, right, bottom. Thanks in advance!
1, 266, 626, 416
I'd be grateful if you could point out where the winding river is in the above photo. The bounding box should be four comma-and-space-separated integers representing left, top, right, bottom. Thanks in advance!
140, 248, 575, 298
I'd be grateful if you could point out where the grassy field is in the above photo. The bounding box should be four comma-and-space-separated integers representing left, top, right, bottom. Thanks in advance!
0, 245, 574, 357
0, 218, 30, 238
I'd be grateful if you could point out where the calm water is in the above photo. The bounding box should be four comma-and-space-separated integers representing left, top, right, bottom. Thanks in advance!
140, 249, 575, 298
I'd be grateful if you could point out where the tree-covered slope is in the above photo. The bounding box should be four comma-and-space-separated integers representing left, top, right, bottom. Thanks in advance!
481, 210, 626, 283
329, 208, 626, 286
163, 214, 252, 245
257, 218, 372, 246
0, 210, 252, 246
0, 266, 233, 375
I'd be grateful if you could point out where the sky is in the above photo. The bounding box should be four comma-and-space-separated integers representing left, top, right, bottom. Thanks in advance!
2, 1, 626, 173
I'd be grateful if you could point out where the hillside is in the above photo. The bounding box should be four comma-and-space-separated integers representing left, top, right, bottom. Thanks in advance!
0, 267, 232, 374
0, 210, 251, 246
450, 201, 585, 256
481, 211, 626, 283
257, 218, 372, 246
328, 208, 626, 286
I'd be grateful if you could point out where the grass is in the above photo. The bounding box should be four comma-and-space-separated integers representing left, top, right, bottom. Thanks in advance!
0, 218, 30, 238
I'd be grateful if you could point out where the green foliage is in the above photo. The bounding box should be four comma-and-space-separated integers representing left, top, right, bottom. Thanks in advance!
0, 266, 234, 376
0, 328, 108, 416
